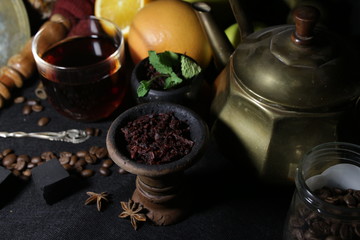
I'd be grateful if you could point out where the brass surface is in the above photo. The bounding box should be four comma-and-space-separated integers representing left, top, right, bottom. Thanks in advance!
196, 3, 360, 183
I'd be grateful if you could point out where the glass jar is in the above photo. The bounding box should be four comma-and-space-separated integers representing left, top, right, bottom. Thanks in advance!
283, 142, 360, 240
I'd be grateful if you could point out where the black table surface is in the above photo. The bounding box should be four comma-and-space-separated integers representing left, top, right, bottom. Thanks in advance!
0, 75, 295, 239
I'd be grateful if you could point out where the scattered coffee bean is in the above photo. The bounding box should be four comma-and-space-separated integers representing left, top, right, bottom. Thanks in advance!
60, 152, 72, 158
75, 159, 86, 168
31, 104, 44, 112
41, 151, 57, 161
76, 150, 87, 158
31, 156, 42, 164
15, 160, 26, 171
102, 159, 114, 168
69, 155, 78, 166
27, 163, 36, 169
22, 105, 32, 115
84, 154, 97, 164
80, 169, 94, 178
2, 148, 13, 156
2, 153, 17, 167
62, 163, 72, 171
22, 169, 32, 177
95, 147, 108, 159
99, 167, 111, 176
14, 96, 25, 104
59, 156, 70, 165
38, 117, 50, 126
89, 146, 99, 155
17, 154, 30, 163
85, 127, 95, 136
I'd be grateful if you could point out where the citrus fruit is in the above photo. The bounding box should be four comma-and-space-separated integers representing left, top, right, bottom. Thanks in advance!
94, 0, 151, 38
127, 0, 212, 68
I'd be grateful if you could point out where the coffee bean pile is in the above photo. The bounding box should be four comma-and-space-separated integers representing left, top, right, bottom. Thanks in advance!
288, 187, 360, 240
0, 146, 127, 181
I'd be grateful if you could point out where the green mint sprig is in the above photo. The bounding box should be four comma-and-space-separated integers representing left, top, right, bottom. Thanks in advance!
137, 51, 202, 97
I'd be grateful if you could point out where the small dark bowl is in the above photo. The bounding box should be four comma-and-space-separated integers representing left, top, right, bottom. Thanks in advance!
130, 55, 204, 107
106, 102, 209, 177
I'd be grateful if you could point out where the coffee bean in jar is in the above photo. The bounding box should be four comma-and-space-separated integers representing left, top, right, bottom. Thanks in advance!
283, 142, 360, 240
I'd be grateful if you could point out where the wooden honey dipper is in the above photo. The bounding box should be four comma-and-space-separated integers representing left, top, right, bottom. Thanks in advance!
0, 14, 71, 108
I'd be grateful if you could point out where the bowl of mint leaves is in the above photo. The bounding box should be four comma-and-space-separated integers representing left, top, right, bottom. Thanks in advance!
130, 50, 203, 107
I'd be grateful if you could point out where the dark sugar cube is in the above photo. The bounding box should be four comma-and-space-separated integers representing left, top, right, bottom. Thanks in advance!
0, 167, 12, 187
0, 166, 25, 209
32, 159, 74, 204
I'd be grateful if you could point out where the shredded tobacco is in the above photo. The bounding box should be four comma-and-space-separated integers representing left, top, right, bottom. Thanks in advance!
121, 112, 194, 165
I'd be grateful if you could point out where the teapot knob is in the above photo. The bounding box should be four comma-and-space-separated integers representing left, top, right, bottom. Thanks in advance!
291, 5, 320, 46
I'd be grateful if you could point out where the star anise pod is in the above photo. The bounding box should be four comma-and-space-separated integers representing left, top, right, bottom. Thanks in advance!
119, 199, 146, 230
84, 191, 109, 211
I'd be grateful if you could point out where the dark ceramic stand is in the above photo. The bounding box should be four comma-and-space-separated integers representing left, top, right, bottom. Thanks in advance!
132, 173, 190, 225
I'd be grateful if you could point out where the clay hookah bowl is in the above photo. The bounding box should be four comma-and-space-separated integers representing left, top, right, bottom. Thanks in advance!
106, 102, 209, 225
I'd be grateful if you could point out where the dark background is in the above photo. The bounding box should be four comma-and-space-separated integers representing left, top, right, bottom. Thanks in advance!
0, 78, 293, 239
1, 0, 359, 239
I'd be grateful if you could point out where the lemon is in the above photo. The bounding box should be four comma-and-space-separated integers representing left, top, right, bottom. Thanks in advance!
94, 0, 151, 38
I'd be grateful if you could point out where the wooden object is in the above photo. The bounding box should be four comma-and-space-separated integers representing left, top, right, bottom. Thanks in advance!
0, 14, 70, 108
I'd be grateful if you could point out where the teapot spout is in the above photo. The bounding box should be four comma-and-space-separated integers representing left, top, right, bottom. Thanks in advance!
193, 2, 235, 70
193, 1, 253, 70
228, 0, 253, 41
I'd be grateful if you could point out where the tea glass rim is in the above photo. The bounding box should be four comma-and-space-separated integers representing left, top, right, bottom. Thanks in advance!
31, 15, 124, 71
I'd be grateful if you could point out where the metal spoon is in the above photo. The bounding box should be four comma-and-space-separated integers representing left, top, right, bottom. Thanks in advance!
0, 129, 90, 144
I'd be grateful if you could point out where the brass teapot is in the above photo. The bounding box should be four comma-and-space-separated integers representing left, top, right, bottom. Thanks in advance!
194, 1, 360, 184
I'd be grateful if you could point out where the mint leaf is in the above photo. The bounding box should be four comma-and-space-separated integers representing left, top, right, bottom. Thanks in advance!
148, 50, 173, 74
137, 51, 201, 97
158, 51, 179, 67
137, 79, 153, 97
181, 55, 202, 79
164, 72, 183, 89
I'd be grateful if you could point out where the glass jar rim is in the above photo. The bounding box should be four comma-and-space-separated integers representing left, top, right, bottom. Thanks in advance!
296, 141, 360, 221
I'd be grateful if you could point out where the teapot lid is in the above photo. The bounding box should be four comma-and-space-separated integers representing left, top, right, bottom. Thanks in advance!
233, 6, 360, 111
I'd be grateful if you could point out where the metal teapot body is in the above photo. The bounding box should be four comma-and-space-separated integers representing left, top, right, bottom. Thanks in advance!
195, 2, 360, 183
